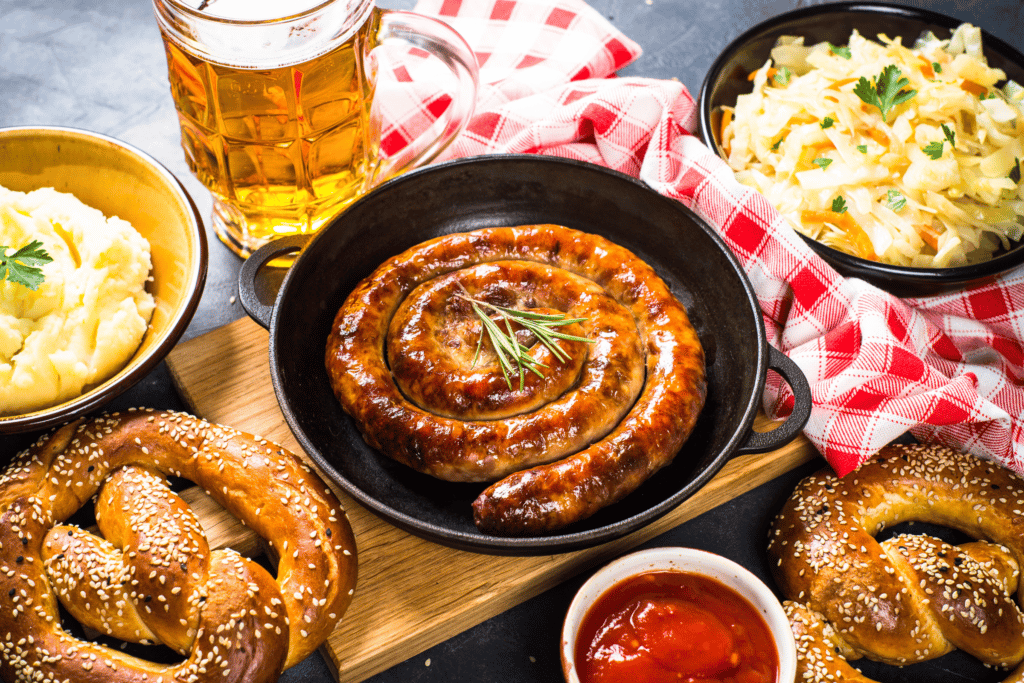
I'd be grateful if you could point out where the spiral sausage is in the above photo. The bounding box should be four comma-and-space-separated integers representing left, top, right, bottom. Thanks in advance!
325, 224, 706, 535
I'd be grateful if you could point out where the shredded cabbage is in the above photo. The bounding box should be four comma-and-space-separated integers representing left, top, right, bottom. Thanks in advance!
723, 23, 1024, 267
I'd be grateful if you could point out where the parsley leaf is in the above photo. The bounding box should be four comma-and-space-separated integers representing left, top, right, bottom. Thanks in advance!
854, 65, 917, 122
771, 136, 784, 151
773, 66, 792, 87
923, 140, 945, 160
857, 144, 868, 153
886, 189, 907, 212
832, 196, 848, 213
812, 157, 833, 169
0, 240, 52, 291
821, 117, 835, 129
932, 62, 942, 74
828, 43, 852, 59
1010, 157, 1021, 184
941, 123, 956, 147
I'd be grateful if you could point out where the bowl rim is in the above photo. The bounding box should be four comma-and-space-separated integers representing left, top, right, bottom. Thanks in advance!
560, 546, 797, 683
0, 125, 208, 434
798, 232, 1024, 285
695, 1, 1024, 286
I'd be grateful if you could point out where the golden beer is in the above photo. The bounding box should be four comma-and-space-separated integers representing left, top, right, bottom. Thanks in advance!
161, 19, 378, 256
153, 0, 478, 257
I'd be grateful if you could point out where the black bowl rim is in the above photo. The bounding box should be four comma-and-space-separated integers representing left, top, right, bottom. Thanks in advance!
263, 153, 771, 554
696, 1, 1024, 286
799, 233, 1024, 288
0, 125, 209, 434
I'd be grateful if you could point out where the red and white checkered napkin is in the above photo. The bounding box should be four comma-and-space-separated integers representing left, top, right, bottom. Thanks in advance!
393, 0, 1024, 478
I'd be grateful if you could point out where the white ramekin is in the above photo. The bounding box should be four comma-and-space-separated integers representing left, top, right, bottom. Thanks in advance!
561, 547, 797, 683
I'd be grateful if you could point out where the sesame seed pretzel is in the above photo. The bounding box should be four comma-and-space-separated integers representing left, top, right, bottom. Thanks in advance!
0, 409, 358, 683
768, 443, 1024, 683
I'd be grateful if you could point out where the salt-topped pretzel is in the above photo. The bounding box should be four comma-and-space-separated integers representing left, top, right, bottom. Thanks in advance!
768, 443, 1024, 682
0, 409, 358, 683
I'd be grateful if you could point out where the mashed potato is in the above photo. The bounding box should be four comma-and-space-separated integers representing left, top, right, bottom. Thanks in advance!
723, 24, 1024, 267
0, 185, 154, 416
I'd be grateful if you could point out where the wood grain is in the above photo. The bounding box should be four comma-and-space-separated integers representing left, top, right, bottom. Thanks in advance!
166, 315, 820, 682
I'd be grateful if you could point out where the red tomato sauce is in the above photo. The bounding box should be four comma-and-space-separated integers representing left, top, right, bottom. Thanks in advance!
574, 571, 779, 683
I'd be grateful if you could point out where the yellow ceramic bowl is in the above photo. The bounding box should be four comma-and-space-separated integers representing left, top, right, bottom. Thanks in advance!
0, 126, 207, 433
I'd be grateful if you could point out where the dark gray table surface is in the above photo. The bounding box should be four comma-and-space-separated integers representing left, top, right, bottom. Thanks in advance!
3, 1, 1024, 681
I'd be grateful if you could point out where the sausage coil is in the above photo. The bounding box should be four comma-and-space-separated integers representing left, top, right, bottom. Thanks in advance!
0, 409, 358, 683
325, 224, 706, 535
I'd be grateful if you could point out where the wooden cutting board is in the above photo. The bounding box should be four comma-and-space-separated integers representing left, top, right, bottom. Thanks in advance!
166, 315, 820, 682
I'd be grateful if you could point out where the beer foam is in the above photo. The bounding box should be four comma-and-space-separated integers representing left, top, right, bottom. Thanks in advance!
178, 0, 327, 21
157, 0, 374, 69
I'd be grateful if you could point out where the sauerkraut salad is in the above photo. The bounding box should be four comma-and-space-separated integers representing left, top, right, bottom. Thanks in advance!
722, 23, 1024, 267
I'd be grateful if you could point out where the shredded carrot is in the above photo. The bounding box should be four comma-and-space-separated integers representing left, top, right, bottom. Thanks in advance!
797, 142, 836, 170
719, 108, 733, 155
918, 57, 935, 80
917, 224, 942, 251
798, 209, 847, 225
801, 210, 877, 260
827, 77, 858, 91
851, 229, 878, 262
749, 67, 777, 82
961, 79, 987, 96
866, 128, 889, 147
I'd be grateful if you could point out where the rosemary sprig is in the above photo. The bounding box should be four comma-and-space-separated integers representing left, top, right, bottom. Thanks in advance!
457, 292, 594, 390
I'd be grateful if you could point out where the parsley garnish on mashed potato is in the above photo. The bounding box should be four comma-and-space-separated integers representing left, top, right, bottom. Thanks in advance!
723, 24, 1024, 267
0, 240, 52, 290
0, 185, 154, 415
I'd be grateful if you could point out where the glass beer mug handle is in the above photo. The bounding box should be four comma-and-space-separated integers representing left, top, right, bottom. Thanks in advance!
372, 10, 479, 180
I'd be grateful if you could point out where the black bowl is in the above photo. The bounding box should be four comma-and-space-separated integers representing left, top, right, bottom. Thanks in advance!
698, 2, 1024, 297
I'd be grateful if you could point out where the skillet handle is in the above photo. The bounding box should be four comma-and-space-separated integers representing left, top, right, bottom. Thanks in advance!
733, 345, 812, 456
237, 235, 311, 330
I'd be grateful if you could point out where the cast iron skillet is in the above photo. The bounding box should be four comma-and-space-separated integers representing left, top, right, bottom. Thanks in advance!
238, 155, 811, 555
698, 2, 1024, 297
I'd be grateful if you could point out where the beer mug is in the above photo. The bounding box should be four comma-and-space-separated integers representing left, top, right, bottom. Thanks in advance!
153, 0, 479, 257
